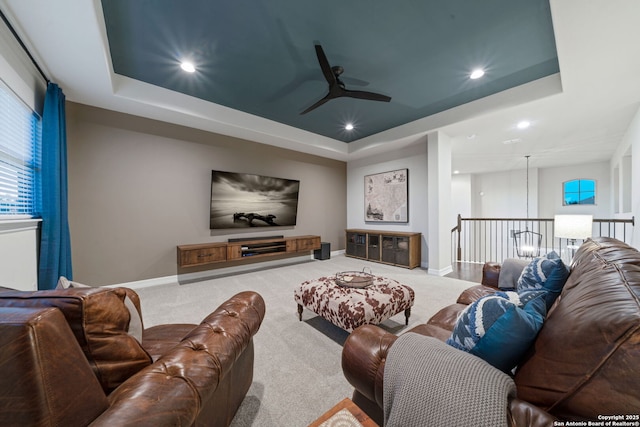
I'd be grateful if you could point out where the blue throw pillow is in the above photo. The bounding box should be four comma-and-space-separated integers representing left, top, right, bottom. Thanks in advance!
446, 291, 547, 373
517, 251, 569, 309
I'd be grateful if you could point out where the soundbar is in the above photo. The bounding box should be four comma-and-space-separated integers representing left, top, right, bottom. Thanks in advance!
228, 235, 285, 243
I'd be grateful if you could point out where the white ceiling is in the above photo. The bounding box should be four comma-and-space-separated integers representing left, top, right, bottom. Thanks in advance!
1, 0, 639, 174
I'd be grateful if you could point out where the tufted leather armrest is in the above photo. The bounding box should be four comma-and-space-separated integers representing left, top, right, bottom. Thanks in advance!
342, 324, 397, 409
90, 291, 266, 427
482, 261, 502, 287
456, 284, 500, 305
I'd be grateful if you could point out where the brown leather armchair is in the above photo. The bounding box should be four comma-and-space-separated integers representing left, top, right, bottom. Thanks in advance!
0, 286, 265, 427
342, 237, 640, 425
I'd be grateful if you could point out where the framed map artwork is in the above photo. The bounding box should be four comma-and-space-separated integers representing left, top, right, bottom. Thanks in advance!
364, 169, 408, 223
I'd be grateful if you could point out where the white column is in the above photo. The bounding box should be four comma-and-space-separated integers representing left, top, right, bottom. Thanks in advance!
427, 131, 453, 276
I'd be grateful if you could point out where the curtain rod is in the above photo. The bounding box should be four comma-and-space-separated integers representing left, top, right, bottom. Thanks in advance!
0, 8, 50, 84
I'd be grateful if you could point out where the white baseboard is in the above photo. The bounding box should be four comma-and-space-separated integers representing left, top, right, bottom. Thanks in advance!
427, 265, 453, 277
107, 250, 345, 290
104, 275, 177, 290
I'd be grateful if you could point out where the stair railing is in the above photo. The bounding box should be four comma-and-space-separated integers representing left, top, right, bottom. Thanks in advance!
451, 215, 635, 264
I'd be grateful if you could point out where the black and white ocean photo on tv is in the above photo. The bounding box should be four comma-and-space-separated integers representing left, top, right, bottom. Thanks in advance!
210, 170, 300, 229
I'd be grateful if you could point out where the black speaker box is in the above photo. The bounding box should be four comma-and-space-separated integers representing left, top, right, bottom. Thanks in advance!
314, 242, 330, 260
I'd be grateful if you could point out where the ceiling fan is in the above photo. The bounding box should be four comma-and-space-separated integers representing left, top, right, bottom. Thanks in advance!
301, 44, 391, 115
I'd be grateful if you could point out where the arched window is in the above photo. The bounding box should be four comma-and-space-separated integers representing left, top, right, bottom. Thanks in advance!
563, 179, 596, 205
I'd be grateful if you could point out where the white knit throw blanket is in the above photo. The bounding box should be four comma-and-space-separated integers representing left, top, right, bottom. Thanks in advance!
383, 334, 516, 427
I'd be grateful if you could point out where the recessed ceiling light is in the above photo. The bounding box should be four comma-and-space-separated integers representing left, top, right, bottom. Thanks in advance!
180, 61, 196, 73
453, 170, 460, 174
517, 120, 531, 129
470, 69, 485, 79
345, 123, 354, 131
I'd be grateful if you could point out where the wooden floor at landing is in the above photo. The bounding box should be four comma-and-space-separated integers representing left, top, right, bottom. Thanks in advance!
445, 262, 484, 283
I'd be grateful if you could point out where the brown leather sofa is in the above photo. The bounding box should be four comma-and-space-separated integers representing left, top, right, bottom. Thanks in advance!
0, 286, 265, 427
342, 236, 640, 425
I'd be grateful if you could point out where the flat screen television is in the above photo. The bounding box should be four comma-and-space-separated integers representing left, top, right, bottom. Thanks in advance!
210, 170, 300, 229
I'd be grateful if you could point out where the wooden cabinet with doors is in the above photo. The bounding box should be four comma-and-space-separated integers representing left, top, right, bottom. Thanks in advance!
345, 229, 421, 269
346, 230, 367, 259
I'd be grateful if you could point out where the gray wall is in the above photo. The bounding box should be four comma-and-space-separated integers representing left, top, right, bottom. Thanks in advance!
612, 105, 640, 248
346, 142, 430, 267
466, 162, 611, 220
67, 103, 347, 286
538, 161, 611, 218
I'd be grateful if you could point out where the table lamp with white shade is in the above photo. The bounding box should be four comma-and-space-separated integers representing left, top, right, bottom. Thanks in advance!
554, 214, 593, 260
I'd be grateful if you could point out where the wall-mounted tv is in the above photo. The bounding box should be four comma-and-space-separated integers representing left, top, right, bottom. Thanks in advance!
210, 170, 300, 229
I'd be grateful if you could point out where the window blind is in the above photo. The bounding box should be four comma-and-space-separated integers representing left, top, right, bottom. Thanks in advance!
0, 80, 41, 216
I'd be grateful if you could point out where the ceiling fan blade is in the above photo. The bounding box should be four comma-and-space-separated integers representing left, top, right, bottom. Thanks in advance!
300, 94, 332, 115
314, 44, 336, 86
342, 76, 369, 87
302, 43, 391, 114
343, 89, 391, 103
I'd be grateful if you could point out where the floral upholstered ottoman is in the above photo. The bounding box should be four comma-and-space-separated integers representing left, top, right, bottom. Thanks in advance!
294, 275, 415, 332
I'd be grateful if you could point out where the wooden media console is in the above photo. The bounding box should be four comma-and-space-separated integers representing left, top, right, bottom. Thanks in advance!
177, 235, 321, 268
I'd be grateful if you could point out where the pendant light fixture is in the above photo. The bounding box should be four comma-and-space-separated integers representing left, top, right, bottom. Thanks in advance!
513, 155, 542, 258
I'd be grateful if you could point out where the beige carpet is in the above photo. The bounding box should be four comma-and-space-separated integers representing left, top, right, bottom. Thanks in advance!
136, 254, 477, 426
